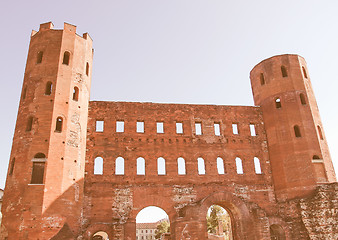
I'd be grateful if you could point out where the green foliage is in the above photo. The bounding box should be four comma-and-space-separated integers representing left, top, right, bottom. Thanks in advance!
206, 205, 231, 236
155, 220, 170, 239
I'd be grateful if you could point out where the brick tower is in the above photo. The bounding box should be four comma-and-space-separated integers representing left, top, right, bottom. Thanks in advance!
250, 54, 336, 201
1, 22, 93, 239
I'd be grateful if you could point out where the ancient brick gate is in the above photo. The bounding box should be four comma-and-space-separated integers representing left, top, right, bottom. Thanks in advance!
1, 22, 337, 240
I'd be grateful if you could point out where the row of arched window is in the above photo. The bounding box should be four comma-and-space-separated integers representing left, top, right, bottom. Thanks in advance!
259, 65, 308, 86
93, 156, 263, 176
36, 50, 90, 76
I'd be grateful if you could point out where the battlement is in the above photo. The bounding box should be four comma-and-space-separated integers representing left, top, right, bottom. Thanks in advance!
30, 21, 93, 42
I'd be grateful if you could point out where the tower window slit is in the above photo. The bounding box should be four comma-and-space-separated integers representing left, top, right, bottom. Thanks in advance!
73, 87, 79, 101
300, 93, 307, 105
55, 117, 63, 132
37, 51, 43, 64
45, 82, 52, 95
294, 125, 301, 138
281, 66, 288, 77
275, 98, 281, 109
26, 116, 33, 132
260, 73, 265, 85
302, 66, 308, 78
317, 125, 324, 140
62, 51, 70, 65
86, 62, 89, 76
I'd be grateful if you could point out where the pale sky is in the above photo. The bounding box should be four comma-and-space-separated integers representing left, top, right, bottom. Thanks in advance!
0, 0, 337, 195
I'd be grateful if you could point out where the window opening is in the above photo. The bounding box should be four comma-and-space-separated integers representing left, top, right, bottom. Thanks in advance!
115, 157, 124, 175
176, 122, 183, 134
177, 157, 186, 175
260, 73, 265, 85
95, 120, 104, 132
137, 121, 144, 133
217, 157, 225, 174
317, 125, 324, 140
270, 224, 286, 240
92, 231, 109, 240
137, 157, 145, 175
136, 206, 170, 238
157, 122, 164, 133
94, 157, 103, 175
313, 155, 320, 160
55, 117, 63, 132
9, 158, 15, 176
236, 157, 243, 174
22, 86, 27, 100
26, 116, 33, 132
254, 157, 262, 174
45, 82, 52, 95
37, 51, 43, 64
73, 87, 79, 101
281, 66, 288, 77
206, 205, 233, 239
62, 51, 70, 65
294, 125, 301, 138
30, 153, 46, 185
195, 122, 202, 135
116, 121, 124, 132
157, 157, 166, 175
198, 157, 206, 175
34, 153, 46, 158
232, 123, 239, 135
300, 93, 307, 105
86, 62, 89, 76
302, 66, 308, 78
275, 98, 282, 109
214, 123, 221, 136
250, 124, 256, 136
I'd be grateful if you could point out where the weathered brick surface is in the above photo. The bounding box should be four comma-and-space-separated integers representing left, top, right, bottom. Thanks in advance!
0, 23, 337, 240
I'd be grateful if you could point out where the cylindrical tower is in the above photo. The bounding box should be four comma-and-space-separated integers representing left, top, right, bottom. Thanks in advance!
1, 22, 93, 239
250, 54, 336, 201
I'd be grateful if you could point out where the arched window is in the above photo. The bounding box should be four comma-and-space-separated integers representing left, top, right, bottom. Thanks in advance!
270, 224, 286, 240
317, 125, 324, 140
157, 157, 166, 175
217, 157, 225, 174
115, 157, 124, 175
45, 82, 52, 95
236, 157, 243, 174
300, 93, 306, 105
92, 231, 109, 240
22, 86, 27, 100
281, 66, 288, 77
55, 117, 63, 132
94, 157, 103, 175
294, 125, 301, 138
26, 116, 33, 132
275, 97, 281, 109
73, 87, 79, 101
86, 62, 89, 76
313, 155, 320, 160
9, 158, 15, 176
30, 153, 46, 184
260, 73, 265, 85
197, 157, 205, 175
37, 51, 43, 64
302, 66, 308, 78
62, 51, 70, 65
137, 157, 145, 175
254, 157, 262, 174
34, 153, 46, 158
177, 157, 186, 175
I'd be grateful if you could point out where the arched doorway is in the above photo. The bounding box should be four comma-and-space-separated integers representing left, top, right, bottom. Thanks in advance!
136, 206, 170, 239
92, 231, 109, 240
206, 205, 233, 240
270, 224, 286, 240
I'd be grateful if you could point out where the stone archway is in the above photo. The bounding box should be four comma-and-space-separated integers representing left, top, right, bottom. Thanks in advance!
199, 191, 256, 240
171, 191, 256, 240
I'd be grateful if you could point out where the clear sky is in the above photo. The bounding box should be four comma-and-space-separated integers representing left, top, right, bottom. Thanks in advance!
0, 1, 337, 193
